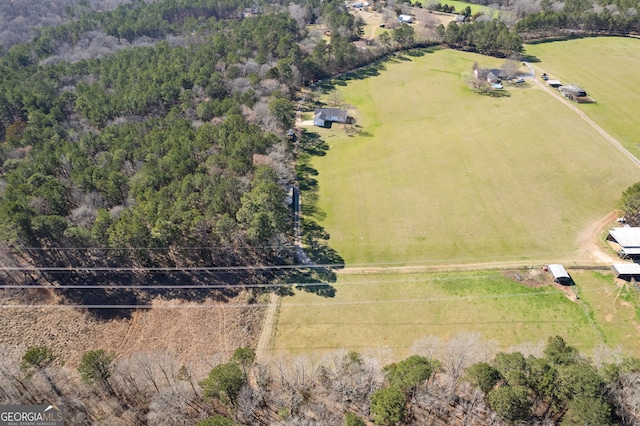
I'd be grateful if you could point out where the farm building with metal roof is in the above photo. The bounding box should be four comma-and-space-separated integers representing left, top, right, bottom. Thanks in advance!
548, 264, 571, 284
608, 227, 640, 257
612, 263, 640, 279
559, 85, 587, 100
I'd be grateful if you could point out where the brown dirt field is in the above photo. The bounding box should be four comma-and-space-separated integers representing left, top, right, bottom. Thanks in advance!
0, 289, 265, 371
574, 210, 622, 264
502, 268, 549, 288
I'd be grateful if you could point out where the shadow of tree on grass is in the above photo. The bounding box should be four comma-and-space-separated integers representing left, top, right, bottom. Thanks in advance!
45, 270, 249, 320
293, 129, 345, 297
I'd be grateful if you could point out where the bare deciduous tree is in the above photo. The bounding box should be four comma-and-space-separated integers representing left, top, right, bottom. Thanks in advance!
412, 335, 443, 360
328, 89, 345, 108
607, 371, 640, 425
288, 3, 310, 30
441, 333, 496, 395
501, 58, 522, 80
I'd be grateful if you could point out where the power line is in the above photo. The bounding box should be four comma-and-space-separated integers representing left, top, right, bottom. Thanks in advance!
0, 282, 333, 289
0, 264, 342, 272
0, 304, 264, 309
0, 285, 619, 309
0, 245, 296, 251
0, 254, 602, 271
0, 274, 505, 289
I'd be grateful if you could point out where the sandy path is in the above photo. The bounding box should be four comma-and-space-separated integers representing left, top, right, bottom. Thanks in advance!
255, 292, 280, 362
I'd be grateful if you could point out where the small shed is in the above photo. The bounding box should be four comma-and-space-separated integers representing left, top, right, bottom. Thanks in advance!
547, 79, 562, 88
548, 264, 571, 284
398, 14, 413, 23
612, 263, 640, 280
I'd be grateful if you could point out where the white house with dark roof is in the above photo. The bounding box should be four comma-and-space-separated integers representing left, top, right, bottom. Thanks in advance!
314, 108, 348, 127
474, 68, 507, 83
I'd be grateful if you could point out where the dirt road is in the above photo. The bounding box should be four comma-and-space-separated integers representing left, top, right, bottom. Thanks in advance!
529, 67, 640, 169
255, 292, 280, 362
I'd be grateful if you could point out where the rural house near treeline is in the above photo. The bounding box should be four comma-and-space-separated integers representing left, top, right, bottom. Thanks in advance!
474, 68, 507, 83
314, 108, 348, 127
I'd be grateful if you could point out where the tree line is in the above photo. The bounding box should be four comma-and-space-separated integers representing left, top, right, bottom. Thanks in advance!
2, 335, 639, 425
439, 20, 523, 57
0, 0, 448, 270
515, 10, 640, 39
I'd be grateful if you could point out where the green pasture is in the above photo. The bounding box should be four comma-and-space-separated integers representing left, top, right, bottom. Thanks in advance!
413, 0, 491, 16
571, 270, 640, 355
525, 37, 640, 158
305, 48, 640, 266
273, 270, 640, 359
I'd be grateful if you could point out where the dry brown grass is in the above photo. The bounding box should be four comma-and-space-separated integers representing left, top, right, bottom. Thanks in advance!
0, 289, 265, 371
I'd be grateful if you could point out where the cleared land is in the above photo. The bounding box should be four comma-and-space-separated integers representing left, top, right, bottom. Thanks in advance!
409, 0, 491, 16
273, 269, 640, 359
525, 37, 640, 159
0, 289, 264, 372
308, 48, 640, 267
277, 41, 640, 361
571, 269, 640, 355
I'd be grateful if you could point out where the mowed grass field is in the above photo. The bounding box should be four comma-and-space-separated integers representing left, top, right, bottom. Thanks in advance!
421, 0, 492, 15
308, 48, 640, 266
273, 269, 640, 359
525, 37, 640, 158
571, 270, 640, 355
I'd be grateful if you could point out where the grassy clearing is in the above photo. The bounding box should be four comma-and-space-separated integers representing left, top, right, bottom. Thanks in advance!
351, 10, 386, 39
525, 37, 640, 158
411, 0, 492, 16
571, 270, 640, 355
307, 48, 640, 266
273, 270, 629, 359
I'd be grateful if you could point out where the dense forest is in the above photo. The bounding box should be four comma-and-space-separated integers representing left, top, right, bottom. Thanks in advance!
2, 335, 639, 425
0, 0, 380, 270
0, 0, 151, 51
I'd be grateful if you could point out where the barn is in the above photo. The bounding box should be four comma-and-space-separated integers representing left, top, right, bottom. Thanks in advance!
314, 108, 348, 127
612, 263, 640, 280
548, 264, 571, 284
608, 227, 640, 258
559, 85, 587, 101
